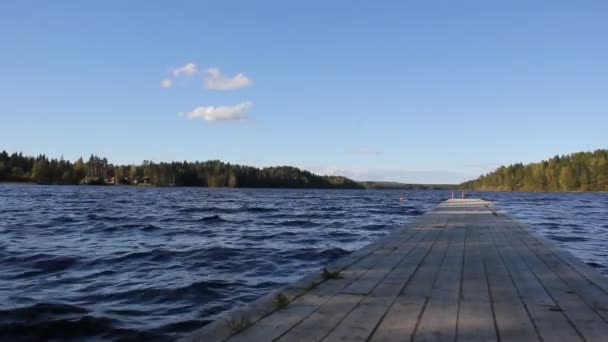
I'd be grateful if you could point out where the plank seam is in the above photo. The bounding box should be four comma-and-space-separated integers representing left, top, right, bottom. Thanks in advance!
413, 222, 463, 341
363, 223, 447, 341
455, 224, 467, 341
490, 221, 544, 342
409, 296, 430, 342
483, 257, 501, 342
520, 254, 587, 341
494, 218, 586, 341
318, 294, 366, 342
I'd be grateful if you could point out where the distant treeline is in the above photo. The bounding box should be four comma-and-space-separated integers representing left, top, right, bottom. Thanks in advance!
461, 149, 608, 191
360, 181, 456, 190
0, 151, 363, 189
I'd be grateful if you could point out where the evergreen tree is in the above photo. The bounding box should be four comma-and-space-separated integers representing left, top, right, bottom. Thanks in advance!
461, 150, 608, 192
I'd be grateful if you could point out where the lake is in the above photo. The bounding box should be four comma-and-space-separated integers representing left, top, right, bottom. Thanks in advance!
1, 185, 606, 340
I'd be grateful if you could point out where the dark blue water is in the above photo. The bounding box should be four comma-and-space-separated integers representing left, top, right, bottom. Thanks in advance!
0, 185, 606, 341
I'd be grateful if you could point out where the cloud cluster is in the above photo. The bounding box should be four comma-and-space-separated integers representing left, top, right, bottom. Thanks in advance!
203, 67, 252, 90
162, 62, 254, 124
171, 63, 199, 77
162, 63, 251, 91
161, 79, 173, 88
348, 147, 383, 155
185, 101, 252, 122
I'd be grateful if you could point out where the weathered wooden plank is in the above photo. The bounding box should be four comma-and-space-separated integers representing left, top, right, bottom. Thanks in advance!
482, 219, 540, 342
401, 225, 452, 298
276, 293, 362, 341
323, 295, 395, 342
327, 224, 445, 341
227, 302, 320, 342
506, 219, 608, 321
457, 214, 498, 342
498, 220, 608, 341
380, 227, 445, 285
340, 226, 431, 295
367, 227, 445, 341
412, 223, 465, 342
369, 296, 427, 342
491, 218, 584, 342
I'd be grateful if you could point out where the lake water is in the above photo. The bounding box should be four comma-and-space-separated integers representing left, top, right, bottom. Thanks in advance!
1, 185, 606, 340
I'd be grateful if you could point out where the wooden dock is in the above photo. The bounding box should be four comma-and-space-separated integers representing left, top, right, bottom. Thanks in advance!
185, 199, 608, 341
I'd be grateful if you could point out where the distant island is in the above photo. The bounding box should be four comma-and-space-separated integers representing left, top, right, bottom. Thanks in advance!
460, 149, 608, 192
360, 181, 456, 190
0, 150, 362, 189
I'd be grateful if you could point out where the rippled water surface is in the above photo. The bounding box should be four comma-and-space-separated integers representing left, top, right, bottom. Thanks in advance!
1, 185, 606, 341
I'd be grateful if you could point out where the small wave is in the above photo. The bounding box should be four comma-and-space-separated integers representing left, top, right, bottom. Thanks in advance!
277, 247, 318, 261
245, 207, 277, 213
324, 221, 345, 228
0, 314, 162, 341
86, 213, 127, 222
241, 234, 274, 241
587, 261, 605, 269
89, 279, 234, 305
179, 207, 238, 214
276, 220, 318, 227
263, 212, 343, 220
153, 319, 206, 334
548, 235, 588, 243
366, 207, 425, 216
319, 247, 350, 260
277, 247, 350, 262
32, 256, 77, 273
105, 248, 197, 263
50, 216, 77, 223
0, 303, 88, 320
118, 223, 162, 232
5, 253, 78, 274
197, 215, 228, 223
197, 246, 243, 259
327, 230, 357, 238
360, 224, 387, 231
261, 213, 294, 219
540, 222, 560, 230
318, 206, 345, 211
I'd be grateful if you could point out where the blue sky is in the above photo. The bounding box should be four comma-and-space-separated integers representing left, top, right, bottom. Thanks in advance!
1, 1, 607, 183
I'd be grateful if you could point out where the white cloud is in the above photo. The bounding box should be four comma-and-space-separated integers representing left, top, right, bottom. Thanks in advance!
185, 101, 252, 122
348, 147, 383, 155
203, 67, 252, 90
171, 63, 199, 77
161, 78, 173, 88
